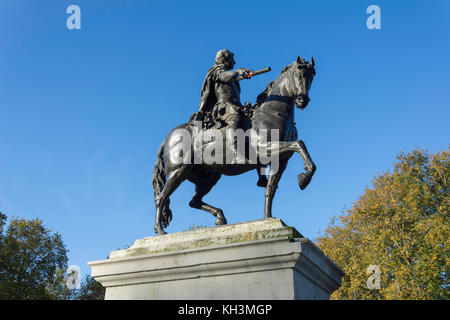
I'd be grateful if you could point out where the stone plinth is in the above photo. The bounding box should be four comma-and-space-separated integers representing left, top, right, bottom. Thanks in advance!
88, 218, 344, 300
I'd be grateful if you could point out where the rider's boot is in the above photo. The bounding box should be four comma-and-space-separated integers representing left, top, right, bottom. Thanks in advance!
257, 172, 268, 187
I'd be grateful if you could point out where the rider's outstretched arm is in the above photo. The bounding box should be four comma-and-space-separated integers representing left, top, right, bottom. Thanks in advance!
218, 68, 253, 82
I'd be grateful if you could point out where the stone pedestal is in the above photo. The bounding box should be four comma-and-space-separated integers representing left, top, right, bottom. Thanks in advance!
88, 219, 344, 300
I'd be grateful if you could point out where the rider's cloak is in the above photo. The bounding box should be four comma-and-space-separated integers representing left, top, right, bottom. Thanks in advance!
199, 63, 240, 115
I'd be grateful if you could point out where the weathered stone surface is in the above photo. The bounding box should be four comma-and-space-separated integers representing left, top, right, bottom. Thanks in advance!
109, 218, 301, 259
89, 218, 344, 300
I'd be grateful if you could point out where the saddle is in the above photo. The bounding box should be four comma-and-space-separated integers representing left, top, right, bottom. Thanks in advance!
188, 102, 254, 131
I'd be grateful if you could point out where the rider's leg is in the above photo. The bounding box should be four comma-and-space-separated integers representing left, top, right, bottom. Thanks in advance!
225, 116, 246, 164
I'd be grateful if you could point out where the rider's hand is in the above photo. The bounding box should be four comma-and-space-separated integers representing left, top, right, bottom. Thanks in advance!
238, 68, 254, 79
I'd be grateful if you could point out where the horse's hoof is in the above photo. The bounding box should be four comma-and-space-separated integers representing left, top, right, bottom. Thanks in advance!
298, 172, 312, 190
154, 226, 167, 235
215, 217, 227, 225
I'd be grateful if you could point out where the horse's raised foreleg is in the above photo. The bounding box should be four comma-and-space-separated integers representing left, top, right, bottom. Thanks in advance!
295, 140, 316, 190
262, 139, 316, 190
264, 158, 290, 219
189, 172, 227, 225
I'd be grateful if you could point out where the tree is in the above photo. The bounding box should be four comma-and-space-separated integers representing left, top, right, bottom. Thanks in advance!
316, 148, 449, 299
0, 213, 71, 299
72, 275, 105, 300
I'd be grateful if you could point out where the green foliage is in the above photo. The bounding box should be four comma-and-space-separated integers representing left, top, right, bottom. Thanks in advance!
0, 213, 71, 299
0, 212, 6, 234
72, 275, 105, 300
317, 148, 449, 300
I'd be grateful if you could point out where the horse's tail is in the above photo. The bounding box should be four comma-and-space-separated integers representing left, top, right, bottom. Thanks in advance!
151, 141, 172, 228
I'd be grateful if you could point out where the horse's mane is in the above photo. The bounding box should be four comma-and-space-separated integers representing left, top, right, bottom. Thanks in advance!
254, 64, 293, 107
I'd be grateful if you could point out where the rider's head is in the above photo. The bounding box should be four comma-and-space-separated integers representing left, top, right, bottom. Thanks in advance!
215, 49, 235, 69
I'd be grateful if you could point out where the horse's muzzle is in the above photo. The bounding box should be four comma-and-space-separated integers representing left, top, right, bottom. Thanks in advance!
295, 94, 310, 110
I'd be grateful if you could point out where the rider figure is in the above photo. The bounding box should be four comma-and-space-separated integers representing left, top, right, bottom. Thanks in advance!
194, 49, 268, 186
194, 49, 252, 161
195, 49, 251, 130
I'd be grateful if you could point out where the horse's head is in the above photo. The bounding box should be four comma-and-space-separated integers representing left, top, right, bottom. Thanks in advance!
290, 55, 316, 110
254, 55, 316, 111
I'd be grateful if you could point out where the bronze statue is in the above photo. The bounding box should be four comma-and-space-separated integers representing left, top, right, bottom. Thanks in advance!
152, 51, 316, 235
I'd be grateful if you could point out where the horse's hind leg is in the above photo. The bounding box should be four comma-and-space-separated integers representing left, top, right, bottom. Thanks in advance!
154, 166, 191, 235
189, 172, 227, 225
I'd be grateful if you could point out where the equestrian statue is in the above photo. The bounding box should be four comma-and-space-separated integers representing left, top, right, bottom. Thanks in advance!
151, 49, 316, 235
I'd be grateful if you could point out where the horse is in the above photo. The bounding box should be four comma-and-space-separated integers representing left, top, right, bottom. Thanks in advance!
151, 55, 316, 235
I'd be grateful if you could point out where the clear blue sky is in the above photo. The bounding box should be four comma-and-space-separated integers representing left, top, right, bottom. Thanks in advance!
1, 1, 449, 278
